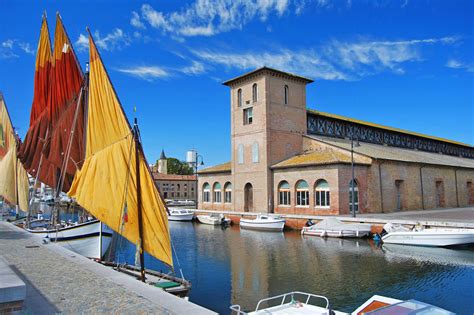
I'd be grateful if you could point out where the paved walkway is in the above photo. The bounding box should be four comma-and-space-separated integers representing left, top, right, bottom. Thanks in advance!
356, 207, 474, 224
0, 222, 215, 314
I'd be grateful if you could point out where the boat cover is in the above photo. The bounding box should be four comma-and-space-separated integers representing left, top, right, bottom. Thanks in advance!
312, 217, 371, 232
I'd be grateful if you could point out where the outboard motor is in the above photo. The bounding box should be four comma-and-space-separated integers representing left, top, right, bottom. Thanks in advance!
305, 219, 315, 227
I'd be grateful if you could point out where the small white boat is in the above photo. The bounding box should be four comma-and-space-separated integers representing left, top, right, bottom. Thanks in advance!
26, 220, 113, 259
301, 217, 371, 238
197, 214, 230, 225
230, 292, 454, 314
168, 208, 194, 221
240, 215, 285, 231
381, 222, 474, 247
230, 291, 345, 315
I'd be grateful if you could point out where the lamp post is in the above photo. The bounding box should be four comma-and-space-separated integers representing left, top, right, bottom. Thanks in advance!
187, 150, 204, 207
350, 133, 360, 218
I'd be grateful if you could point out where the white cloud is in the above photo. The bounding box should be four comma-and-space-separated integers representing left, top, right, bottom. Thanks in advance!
138, 0, 295, 37
0, 39, 34, 59
191, 36, 461, 80
181, 61, 206, 75
18, 42, 35, 55
131, 11, 146, 29
117, 66, 170, 81
446, 59, 474, 73
75, 29, 131, 52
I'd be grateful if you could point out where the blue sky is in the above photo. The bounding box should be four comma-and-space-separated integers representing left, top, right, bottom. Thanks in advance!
0, 0, 473, 168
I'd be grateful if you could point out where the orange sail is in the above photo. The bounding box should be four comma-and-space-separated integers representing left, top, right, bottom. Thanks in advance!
19, 14, 85, 192
0, 93, 29, 211
68, 34, 173, 267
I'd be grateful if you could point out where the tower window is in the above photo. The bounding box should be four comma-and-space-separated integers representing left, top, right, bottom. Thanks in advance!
252, 142, 259, 163
284, 85, 289, 105
252, 83, 258, 102
237, 144, 244, 164
237, 88, 242, 107
244, 107, 253, 125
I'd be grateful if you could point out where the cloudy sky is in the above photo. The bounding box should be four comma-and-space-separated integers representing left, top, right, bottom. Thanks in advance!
0, 0, 473, 166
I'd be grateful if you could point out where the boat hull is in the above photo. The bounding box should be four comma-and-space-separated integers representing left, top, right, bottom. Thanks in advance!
382, 229, 474, 247
27, 220, 113, 258
240, 219, 285, 231
168, 214, 194, 221
302, 227, 370, 238
197, 215, 221, 225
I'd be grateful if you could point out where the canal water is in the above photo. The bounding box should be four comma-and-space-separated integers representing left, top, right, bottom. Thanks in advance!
114, 222, 474, 314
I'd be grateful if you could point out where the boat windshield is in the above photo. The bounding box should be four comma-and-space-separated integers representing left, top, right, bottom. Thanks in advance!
367, 300, 454, 315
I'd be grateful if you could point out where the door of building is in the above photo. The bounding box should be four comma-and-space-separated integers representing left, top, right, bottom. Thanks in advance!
244, 183, 253, 212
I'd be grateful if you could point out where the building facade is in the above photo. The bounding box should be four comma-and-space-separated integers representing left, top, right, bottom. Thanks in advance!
198, 67, 474, 215
152, 150, 197, 202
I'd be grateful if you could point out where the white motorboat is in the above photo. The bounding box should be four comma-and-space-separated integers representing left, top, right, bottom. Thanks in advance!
168, 208, 194, 221
230, 291, 345, 315
240, 215, 285, 231
26, 219, 113, 259
301, 217, 371, 238
197, 214, 230, 225
230, 292, 454, 315
381, 222, 474, 247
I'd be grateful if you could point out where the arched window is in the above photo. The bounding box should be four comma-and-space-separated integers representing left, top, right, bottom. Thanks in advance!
278, 181, 290, 206
349, 179, 359, 213
224, 182, 232, 203
213, 182, 222, 203
315, 180, 330, 208
252, 83, 258, 102
284, 85, 289, 105
237, 144, 244, 164
237, 88, 242, 107
296, 180, 309, 206
203, 183, 210, 202
252, 142, 259, 163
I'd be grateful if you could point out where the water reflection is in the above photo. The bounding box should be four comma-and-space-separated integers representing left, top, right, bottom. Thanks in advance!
114, 223, 474, 314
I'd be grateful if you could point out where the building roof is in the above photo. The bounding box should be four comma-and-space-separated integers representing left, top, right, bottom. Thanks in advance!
159, 149, 166, 160
307, 135, 474, 169
153, 173, 197, 181
223, 67, 314, 86
307, 109, 473, 148
272, 149, 371, 169
197, 161, 232, 174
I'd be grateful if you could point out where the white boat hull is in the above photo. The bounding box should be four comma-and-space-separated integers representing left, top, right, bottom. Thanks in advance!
197, 215, 221, 225
302, 227, 370, 238
27, 220, 113, 259
168, 209, 194, 221
240, 218, 285, 231
382, 228, 474, 247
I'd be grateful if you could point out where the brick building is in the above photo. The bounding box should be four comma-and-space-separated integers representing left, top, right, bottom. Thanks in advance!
197, 67, 474, 215
152, 150, 197, 202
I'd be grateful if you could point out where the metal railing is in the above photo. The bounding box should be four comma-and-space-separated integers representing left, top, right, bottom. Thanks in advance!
230, 291, 330, 314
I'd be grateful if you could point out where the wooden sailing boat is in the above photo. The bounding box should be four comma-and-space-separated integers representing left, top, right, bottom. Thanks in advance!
20, 14, 113, 259
0, 93, 30, 217
67, 29, 190, 296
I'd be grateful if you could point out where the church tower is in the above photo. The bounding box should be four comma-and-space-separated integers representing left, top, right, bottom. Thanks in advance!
157, 149, 168, 174
223, 67, 313, 213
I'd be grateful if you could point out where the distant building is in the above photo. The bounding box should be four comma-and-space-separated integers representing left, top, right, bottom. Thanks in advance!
152, 150, 197, 201
198, 67, 474, 215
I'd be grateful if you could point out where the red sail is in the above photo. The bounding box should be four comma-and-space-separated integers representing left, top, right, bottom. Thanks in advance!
18, 16, 53, 181
20, 14, 85, 192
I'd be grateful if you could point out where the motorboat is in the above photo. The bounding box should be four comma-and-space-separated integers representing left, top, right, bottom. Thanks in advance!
168, 208, 194, 221
230, 292, 454, 314
381, 222, 474, 247
197, 214, 231, 225
26, 219, 113, 259
230, 291, 345, 315
240, 215, 285, 231
301, 217, 371, 238
352, 295, 454, 315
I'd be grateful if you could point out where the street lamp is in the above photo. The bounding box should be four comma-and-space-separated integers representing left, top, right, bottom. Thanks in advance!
350, 133, 360, 218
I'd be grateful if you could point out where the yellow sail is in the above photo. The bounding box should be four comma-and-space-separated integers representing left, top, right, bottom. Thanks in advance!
0, 94, 29, 211
68, 34, 173, 267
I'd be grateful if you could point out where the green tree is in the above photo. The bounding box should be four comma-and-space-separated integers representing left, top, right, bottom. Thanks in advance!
167, 158, 194, 175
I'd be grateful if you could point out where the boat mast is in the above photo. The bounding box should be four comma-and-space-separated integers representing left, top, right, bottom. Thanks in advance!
133, 117, 146, 282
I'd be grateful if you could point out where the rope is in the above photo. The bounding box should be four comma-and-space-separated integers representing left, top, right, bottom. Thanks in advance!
170, 235, 185, 280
